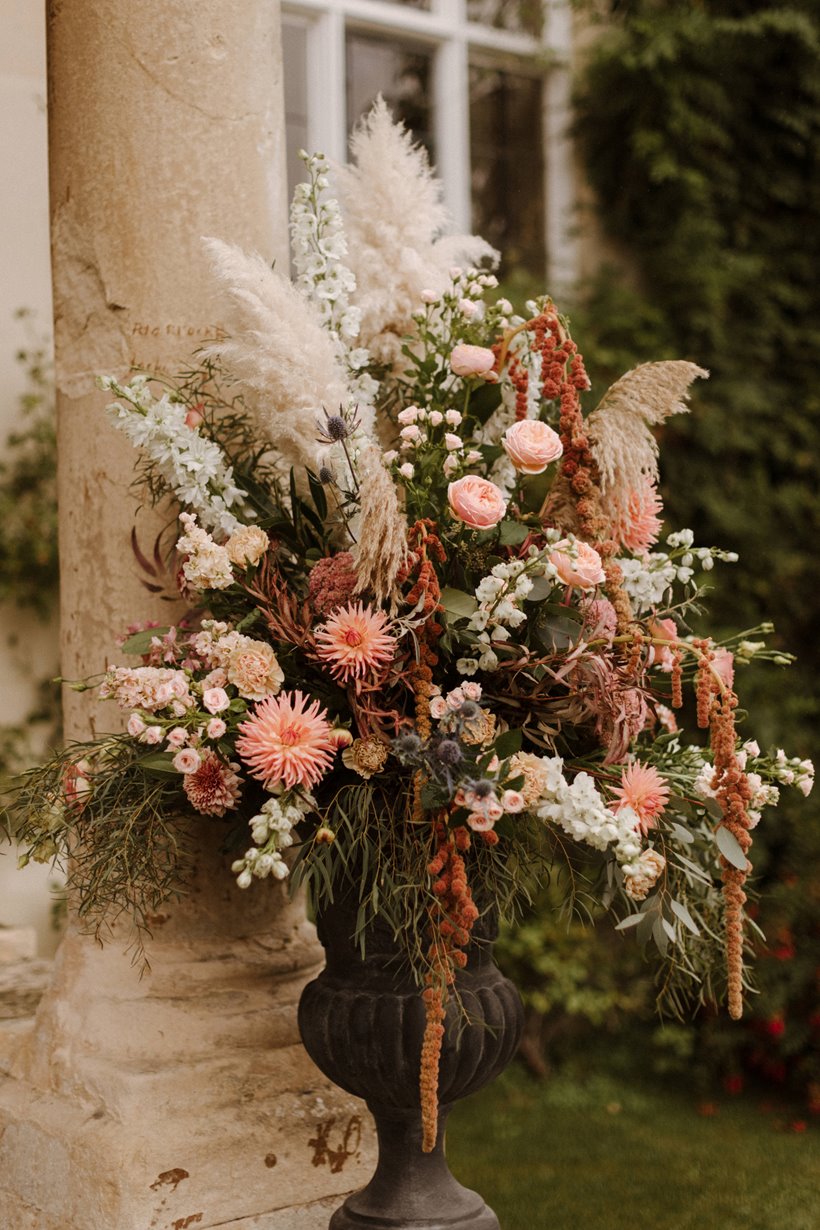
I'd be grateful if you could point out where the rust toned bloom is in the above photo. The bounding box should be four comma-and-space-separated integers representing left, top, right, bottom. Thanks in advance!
342, 736, 390, 779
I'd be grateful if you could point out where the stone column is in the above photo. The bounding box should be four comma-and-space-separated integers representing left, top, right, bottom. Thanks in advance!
0, 3, 373, 1228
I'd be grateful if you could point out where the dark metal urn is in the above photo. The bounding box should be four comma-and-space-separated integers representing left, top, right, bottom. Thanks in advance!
298, 890, 524, 1229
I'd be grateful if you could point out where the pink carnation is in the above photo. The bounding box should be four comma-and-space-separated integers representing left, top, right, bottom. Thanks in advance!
236, 690, 334, 790
448, 476, 507, 530
713, 648, 735, 688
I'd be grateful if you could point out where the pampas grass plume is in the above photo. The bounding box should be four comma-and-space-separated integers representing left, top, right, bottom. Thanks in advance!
333, 99, 497, 364
588, 360, 708, 515
201, 238, 351, 471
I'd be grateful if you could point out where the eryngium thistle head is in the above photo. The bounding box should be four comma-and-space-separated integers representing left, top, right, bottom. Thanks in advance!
392, 731, 423, 763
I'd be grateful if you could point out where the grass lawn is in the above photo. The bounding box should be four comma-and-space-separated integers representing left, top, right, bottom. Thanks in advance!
447, 1061, 820, 1230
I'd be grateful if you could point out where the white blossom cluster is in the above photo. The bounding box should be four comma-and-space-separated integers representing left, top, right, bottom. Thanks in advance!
457, 549, 557, 676
771, 748, 815, 797
414, 265, 499, 343
231, 792, 312, 887
617, 552, 681, 613
617, 529, 739, 615
290, 151, 378, 406
176, 512, 234, 591
101, 375, 250, 536
533, 755, 644, 864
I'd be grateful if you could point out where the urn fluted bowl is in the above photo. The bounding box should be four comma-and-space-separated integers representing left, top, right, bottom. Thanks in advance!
298, 886, 523, 1229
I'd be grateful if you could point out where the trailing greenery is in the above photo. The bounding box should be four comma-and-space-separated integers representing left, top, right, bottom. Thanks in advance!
554, 0, 820, 1101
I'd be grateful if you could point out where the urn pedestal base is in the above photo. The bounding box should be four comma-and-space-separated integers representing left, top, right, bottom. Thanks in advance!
329, 1104, 498, 1230
299, 892, 522, 1230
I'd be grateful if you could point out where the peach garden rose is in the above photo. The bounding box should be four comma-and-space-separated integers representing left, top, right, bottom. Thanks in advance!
549, 539, 606, 590
449, 344, 497, 380
502, 420, 563, 474
448, 476, 507, 530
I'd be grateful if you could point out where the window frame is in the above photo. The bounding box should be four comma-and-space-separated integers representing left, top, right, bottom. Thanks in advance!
281, 0, 576, 285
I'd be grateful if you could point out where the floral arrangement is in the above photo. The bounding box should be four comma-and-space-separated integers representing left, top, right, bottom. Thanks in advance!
7, 103, 813, 1152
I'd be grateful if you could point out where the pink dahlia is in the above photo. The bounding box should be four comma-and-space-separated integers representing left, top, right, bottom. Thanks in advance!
183, 752, 243, 816
236, 690, 334, 790
612, 761, 670, 835
315, 602, 396, 683
612, 477, 664, 555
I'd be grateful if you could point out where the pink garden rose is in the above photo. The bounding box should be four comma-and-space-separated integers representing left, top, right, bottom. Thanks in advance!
448, 476, 507, 529
203, 686, 230, 714
502, 420, 563, 474
173, 747, 202, 775
449, 344, 497, 380
549, 540, 606, 590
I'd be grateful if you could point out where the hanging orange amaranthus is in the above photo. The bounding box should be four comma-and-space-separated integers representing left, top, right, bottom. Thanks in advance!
691, 637, 754, 1018
420, 820, 479, 1152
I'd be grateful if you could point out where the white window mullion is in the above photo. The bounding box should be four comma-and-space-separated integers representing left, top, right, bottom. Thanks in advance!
307, 7, 348, 164
543, 0, 576, 290
433, 0, 471, 232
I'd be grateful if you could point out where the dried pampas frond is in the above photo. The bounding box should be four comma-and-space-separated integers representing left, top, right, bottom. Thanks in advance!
201, 238, 351, 472
588, 361, 708, 514
333, 99, 497, 364
354, 442, 409, 607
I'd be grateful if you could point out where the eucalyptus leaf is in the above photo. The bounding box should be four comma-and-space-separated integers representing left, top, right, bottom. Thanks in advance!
524, 576, 555, 603
534, 610, 581, 652
715, 825, 748, 871
669, 898, 701, 935
703, 797, 723, 821
615, 912, 644, 931
439, 586, 478, 620
669, 822, 695, 845
498, 520, 530, 546
652, 917, 670, 955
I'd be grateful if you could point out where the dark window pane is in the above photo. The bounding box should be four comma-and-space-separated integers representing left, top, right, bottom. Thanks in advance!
346, 33, 434, 163
466, 0, 543, 39
469, 63, 545, 281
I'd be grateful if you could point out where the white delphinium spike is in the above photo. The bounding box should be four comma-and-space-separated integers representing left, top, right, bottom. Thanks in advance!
201, 238, 352, 473
332, 98, 498, 365
100, 374, 251, 536
290, 150, 379, 411
587, 361, 708, 518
